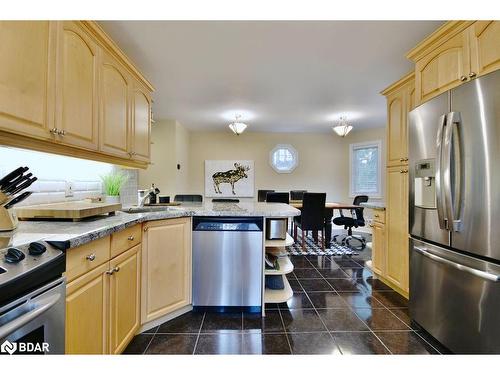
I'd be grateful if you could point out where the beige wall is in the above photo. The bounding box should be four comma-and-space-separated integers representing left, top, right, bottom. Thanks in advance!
138, 119, 190, 199
187, 127, 386, 203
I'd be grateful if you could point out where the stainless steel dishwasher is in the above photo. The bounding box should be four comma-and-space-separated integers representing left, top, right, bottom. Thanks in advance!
192, 216, 263, 312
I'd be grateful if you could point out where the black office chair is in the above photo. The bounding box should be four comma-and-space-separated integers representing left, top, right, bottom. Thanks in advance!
258, 189, 275, 202
293, 193, 327, 251
332, 195, 369, 249
290, 190, 307, 201
174, 194, 203, 203
266, 192, 289, 204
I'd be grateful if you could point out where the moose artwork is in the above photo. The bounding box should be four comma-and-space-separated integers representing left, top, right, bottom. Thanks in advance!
204, 160, 255, 198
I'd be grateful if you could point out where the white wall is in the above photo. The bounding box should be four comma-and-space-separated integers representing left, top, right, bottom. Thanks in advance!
186, 127, 386, 203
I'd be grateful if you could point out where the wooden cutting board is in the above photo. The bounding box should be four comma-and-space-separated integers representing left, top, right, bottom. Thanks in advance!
16, 201, 122, 221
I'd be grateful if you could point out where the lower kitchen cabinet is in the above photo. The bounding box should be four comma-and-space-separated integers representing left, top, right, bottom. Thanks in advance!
66, 263, 109, 354
109, 245, 141, 354
141, 217, 192, 324
370, 220, 386, 276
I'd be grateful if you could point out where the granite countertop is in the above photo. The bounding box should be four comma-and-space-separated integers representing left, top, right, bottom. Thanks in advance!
1, 202, 300, 250
360, 202, 386, 210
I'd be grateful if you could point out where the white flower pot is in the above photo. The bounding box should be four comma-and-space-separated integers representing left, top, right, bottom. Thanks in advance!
105, 195, 120, 204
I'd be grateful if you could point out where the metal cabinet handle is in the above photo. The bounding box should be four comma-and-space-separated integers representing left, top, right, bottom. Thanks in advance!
113, 266, 120, 273
460, 75, 468, 82
374, 214, 379, 218
435, 114, 447, 230
57, 129, 66, 136
106, 269, 114, 275
369, 224, 374, 228
127, 235, 134, 241
414, 246, 500, 282
468, 72, 477, 78
86, 253, 96, 261
50, 128, 58, 134
399, 158, 404, 162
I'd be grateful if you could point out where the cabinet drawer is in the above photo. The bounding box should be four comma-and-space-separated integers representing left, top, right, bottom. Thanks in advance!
66, 236, 111, 282
110, 224, 142, 258
372, 210, 386, 224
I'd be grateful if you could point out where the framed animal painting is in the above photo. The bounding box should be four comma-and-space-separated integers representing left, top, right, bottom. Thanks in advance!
205, 160, 255, 198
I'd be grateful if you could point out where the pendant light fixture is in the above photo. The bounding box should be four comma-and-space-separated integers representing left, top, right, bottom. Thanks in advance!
228, 114, 248, 135
332, 116, 353, 137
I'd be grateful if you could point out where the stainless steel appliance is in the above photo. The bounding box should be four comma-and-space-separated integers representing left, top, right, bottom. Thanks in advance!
0, 241, 65, 354
265, 218, 287, 240
408, 69, 500, 353
192, 216, 263, 312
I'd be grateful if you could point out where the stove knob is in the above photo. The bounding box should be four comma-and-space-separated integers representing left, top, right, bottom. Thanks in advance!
29, 242, 47, 255
4, 248, 25, 263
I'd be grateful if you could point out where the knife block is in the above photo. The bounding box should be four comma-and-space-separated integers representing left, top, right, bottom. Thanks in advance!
0, 206, 18, 231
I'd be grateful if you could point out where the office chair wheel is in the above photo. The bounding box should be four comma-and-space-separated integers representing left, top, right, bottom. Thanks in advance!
333, 234, 347, 246
345, 236, 366, 250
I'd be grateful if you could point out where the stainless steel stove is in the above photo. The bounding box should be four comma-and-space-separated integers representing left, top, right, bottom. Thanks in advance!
0, 241, 65, 355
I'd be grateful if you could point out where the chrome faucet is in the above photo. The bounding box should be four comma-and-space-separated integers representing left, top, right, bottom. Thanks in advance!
137, 184, 160, 207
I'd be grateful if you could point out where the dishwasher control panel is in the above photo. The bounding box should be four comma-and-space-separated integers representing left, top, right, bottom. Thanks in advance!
193, 217, 263, 231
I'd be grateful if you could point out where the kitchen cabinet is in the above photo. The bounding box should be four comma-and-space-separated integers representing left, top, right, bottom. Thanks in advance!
130, 83, 152, 162
381, 73, 414, 168
408, 21, 500, 105
99, 52, 131, 159
370, 214, 386, 276
0, 21, 57, 139
65, 224, 142, 354
142, 217, 192, 323
109, 244, 141, 354
66, 263, 109, 354
469, 21, 500, 78
54, 21, 99, 150
0, 21, 153, 168
385, 166, 409, 294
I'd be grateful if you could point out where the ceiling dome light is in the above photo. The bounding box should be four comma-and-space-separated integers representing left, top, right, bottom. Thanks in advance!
332, 116, 353, 137
228, 114, 248, 135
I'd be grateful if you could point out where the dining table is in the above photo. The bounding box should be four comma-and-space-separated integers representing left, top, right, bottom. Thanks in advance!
289, 200, 361, 248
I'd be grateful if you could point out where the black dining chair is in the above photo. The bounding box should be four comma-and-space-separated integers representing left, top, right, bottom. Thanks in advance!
258, 189, 275, 202
290, 190, 307, 201
332, 195, 368, 249
174, 194, 203, 203
293, 193, 326, 251
266, 192, 289, 204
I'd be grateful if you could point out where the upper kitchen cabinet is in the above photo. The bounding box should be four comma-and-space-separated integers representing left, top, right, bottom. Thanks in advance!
99, 52, 131, 159
469, 21, 500, 78
130, 83, 152, 163
0, 21, 57, 139
381, 72, 414, 167
54, 21, 99, 150
408, 21, 500, 106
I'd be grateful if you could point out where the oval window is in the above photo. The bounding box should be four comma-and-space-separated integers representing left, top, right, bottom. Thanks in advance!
269, 144, 298, 173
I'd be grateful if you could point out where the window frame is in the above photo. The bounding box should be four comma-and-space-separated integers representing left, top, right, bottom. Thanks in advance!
269, 144, 298, 174
349, 140, 382, 198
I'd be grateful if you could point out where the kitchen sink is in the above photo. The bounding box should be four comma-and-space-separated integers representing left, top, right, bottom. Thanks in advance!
122, 206, 183, 214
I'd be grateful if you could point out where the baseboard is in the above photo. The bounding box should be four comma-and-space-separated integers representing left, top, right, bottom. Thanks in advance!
138, 305, 193, 333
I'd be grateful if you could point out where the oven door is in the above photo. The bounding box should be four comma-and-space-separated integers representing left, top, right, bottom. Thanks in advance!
0, 277, 65, 355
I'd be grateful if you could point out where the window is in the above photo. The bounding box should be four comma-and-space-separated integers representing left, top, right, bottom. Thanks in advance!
350, 141, 381, 197
269, 144, 298, 173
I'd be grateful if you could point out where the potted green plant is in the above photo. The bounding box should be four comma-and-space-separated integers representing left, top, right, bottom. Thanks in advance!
100, 172, 128, 204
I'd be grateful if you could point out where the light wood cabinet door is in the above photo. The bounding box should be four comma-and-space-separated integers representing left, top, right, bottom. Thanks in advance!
0, 21, 56, 139
54, 21, 99, 150
100, 52, 131, 158
385, 166, 409, 292
109, 244, 141, 354
131, 84, 151, 162
469, 21, 500, 78
370, 221, 386, 276
142, 217, 192, 323
66, 263, 109, 354
386, 89, 410, 167
415, 30, 470, 105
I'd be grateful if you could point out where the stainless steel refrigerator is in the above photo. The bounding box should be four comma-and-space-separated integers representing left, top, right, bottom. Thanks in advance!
408, 69, 500, 354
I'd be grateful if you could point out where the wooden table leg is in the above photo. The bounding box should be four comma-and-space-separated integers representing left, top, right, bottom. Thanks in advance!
324, 208, 333, 249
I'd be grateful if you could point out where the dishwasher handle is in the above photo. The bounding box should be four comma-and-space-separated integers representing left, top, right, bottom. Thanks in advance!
193, 216, 263, 231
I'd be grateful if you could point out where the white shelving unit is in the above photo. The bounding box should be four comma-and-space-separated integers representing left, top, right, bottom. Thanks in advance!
264, 228, 294, 304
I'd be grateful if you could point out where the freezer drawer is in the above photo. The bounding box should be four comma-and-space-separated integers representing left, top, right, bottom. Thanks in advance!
410, 238, 500, 353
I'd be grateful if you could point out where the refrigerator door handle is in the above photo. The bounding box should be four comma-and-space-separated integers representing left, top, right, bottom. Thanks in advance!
414, 246, 500, 282
443, 111, 463, 232
435, 114, 448, 230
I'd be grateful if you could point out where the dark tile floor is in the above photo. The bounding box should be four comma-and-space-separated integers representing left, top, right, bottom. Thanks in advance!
124, 255, 444, 355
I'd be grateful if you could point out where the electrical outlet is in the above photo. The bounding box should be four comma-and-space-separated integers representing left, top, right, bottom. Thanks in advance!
65, 181, 74, 198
